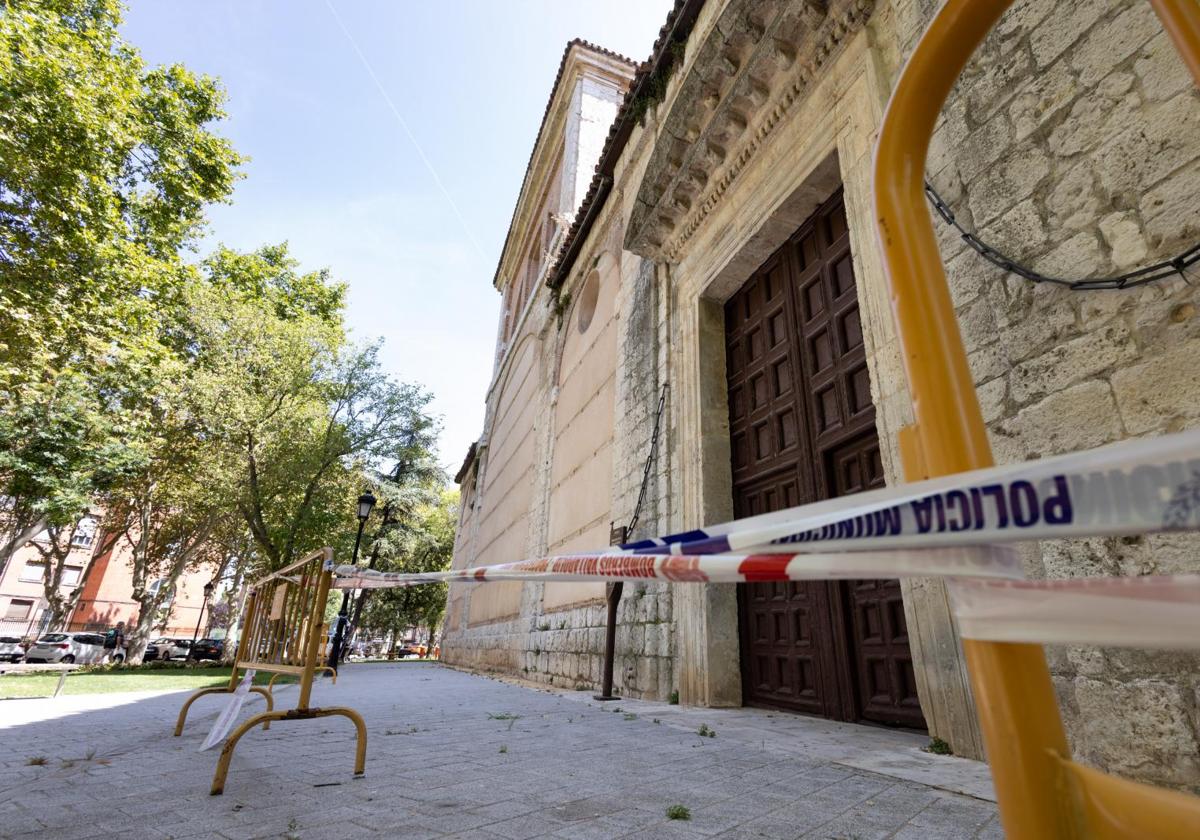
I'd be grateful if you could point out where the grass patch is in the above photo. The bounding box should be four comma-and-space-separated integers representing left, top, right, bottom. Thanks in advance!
623, 713, 638, 721
486, 712, 520, 721
668, 690, 679, 705
924, 737, 953, 755
498, 744, 508, 754
0, 666, 295, 699
666, 804, 691, 821
697, 723, 716, 738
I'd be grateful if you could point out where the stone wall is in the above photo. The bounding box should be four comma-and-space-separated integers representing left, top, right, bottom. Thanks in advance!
890, 0, 1200, 791
447, 0, 1200, 790
442, 249, 679, 701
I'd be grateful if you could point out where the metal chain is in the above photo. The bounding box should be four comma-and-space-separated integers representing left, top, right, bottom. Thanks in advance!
625, 383, 670, 537
925, 182, 1200, 290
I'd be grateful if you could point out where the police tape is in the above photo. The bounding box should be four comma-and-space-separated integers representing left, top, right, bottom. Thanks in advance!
334, 545, 1023, 588
620, 427, 1200, 556
331, 429, 1200, 649
950, 575, 1200, 649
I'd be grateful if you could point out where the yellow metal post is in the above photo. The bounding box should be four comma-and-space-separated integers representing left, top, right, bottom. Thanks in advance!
298, 550, 332, 711
1147, 0, 1200, 87
872, 0, 1069, 836
875, 0, 1200, 837
204, 548, 366, 795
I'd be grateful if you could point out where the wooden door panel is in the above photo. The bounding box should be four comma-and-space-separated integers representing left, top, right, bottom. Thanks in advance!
729, 187, 925, 730
828, 431, 925, 728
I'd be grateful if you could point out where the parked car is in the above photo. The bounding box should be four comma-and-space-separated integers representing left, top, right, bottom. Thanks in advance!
145, 638, 193, 661
24, 632, 112, 664
189, 638, 224, 661
0, 636, 25, 663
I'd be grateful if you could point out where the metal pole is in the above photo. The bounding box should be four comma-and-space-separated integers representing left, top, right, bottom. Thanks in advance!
873, 1, 1066, 834
189, 595, 207, 651
593, 581, 622, 701
348, 503, 390, 645
328, 515, 367, 672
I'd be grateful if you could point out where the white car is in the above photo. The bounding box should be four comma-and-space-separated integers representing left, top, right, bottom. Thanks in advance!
25, 632, 114, 664
147, 638, 193, 661
0, 636, 25, 663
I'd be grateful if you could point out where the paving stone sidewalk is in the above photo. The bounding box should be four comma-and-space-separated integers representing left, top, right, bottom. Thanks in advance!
0, 662, 1001, 839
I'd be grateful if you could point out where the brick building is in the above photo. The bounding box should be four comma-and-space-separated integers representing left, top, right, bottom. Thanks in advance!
0, 515, 215, 640
444, 0, 1200, 791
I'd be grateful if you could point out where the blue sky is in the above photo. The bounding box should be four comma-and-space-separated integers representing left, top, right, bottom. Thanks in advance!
121, 1, 673, 471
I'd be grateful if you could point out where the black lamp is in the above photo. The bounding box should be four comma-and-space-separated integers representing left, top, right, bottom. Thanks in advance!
357, 490, 377, 522
330, 488, 377, 671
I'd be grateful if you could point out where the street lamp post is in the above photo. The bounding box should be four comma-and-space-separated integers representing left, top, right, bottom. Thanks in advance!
348, 501, 395, 643
190, 579, 216, 654
329, 490, 376, 672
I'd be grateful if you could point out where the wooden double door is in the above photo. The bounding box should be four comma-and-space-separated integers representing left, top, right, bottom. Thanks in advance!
725, 189, 925, 729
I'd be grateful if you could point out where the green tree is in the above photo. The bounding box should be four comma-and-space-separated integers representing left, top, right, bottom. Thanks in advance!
97, 374, 235, 663
0, 0, 241, 575
30, 513, 101, 631
185, 244, 436, 572
0, 0, 241, 371
0, 371, 146, 573
359, 489, 457, 648
348, 445, 443, 632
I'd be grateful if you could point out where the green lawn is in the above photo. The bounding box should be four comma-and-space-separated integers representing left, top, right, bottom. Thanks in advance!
0, 666, 296, 699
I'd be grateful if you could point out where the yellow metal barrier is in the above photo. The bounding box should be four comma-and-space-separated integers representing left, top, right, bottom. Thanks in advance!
175, 548, 366, 795
873, 0, 1200, 837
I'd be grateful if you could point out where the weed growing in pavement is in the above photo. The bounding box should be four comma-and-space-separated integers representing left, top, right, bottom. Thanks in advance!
697, 724, 716, 738
666, 804, 691, 820
383, 726, 421, 736
284, 816, 300, 840
924, 737, 953, 755
538, 621, 551, 631
669, 690, 679, 705
623, 713, 638, 721
25, 756, 47, 766
499, 745, 508, 754
653, 718, 661, 724
487, 712, 521, 720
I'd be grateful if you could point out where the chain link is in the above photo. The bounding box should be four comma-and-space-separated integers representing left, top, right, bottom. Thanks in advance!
925, 182, 1200, 291
625, 383, 669, 538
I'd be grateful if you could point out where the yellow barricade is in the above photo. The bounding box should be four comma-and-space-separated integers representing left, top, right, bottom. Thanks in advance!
174, 547, 366, 795
874, 0, 1200, 836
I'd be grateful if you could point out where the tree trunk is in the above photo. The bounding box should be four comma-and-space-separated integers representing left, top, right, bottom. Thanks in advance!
0, 512, 47, 580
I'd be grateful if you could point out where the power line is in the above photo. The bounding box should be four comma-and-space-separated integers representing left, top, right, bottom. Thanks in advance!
324, 0, 488, 262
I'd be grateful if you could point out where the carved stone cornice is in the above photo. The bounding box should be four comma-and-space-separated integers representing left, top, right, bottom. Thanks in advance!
625, 0, 875, 262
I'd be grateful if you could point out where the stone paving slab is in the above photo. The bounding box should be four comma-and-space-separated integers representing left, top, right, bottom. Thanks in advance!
0, 663, 1001, 838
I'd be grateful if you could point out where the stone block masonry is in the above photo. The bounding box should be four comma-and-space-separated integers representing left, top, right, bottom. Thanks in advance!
897, 0, 1200, 791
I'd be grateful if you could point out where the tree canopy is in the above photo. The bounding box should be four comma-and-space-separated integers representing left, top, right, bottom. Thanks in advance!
0, 0, 450, 657
359, 489, 458, 644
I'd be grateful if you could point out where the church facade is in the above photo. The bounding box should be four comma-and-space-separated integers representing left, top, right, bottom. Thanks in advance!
445, 0, 1200, 791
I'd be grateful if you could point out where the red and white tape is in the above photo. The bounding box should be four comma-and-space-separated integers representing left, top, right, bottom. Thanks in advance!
333, 429, 1200, 649
334, 545, 1022, 587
